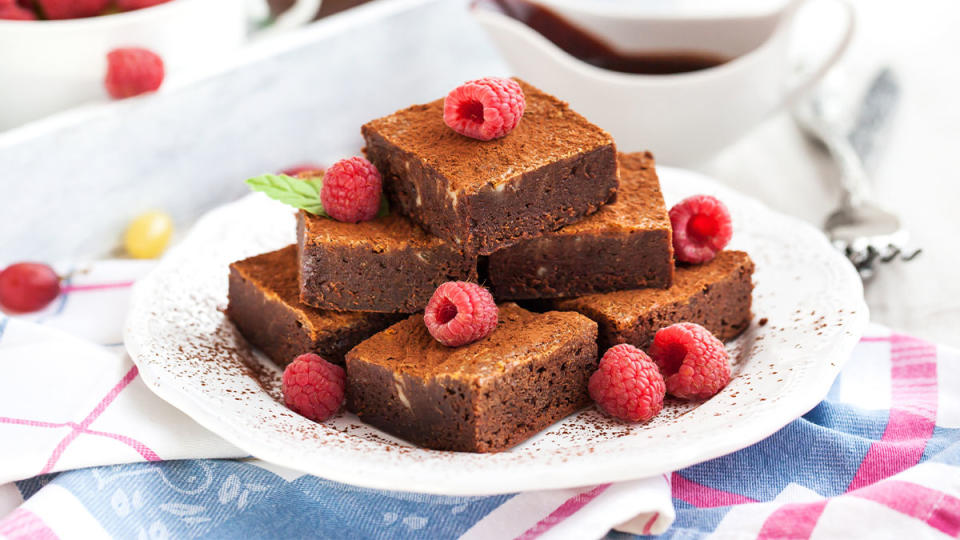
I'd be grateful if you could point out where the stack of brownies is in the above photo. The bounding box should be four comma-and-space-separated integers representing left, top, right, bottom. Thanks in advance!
227, 80, 755, 453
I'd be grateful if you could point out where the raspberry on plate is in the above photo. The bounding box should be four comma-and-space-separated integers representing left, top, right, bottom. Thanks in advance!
105, 48, 165, 99
424, 281, 498, 347
443, 77, 526, 141
37, 0, 109, 19
588, 344, 666, 423
648, 322, 731, 400
282, 353, 345, 422
669, 194, 733, 263
320, 156, 382, 223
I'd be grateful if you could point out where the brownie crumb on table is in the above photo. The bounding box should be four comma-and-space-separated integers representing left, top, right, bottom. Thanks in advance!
362, 79, 619, 255
345, 303, 599, 452
297, 210, 477, 313
549, 251, 755, 351
226, 245, 402, 366
487, 151, 674, 299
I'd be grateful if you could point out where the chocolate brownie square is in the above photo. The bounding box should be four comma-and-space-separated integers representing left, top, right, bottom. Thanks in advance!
227, 246, 402, 366
362, 79, 619, 255
297, 211, 477, 313
487, 151, 674, 299
549, 251, 755, 351
345, 303, 598, 452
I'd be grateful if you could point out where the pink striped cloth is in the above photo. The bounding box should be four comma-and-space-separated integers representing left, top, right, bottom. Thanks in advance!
0, 260, 245, 484
659, 331, 960, 539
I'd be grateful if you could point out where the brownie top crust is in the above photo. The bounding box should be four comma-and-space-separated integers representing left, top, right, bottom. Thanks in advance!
299, 210, 453, 251
348, 303, 597, 380
554, 251, 753, 313
230, 245, 378, 329
362, 79, 615, 193
557, 151, 671, 235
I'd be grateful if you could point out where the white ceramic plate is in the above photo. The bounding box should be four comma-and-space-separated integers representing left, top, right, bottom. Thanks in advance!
125, 166, 868, 495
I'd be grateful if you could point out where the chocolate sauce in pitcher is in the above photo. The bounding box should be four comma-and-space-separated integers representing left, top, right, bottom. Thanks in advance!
490, 0, 730, 75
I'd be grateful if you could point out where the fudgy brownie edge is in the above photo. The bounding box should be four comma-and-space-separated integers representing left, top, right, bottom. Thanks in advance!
551, 251, 755, 351
226, 246, 401, 366
345, 305, 598, 452
297, 211, 478, 313
488, 151, 674, 299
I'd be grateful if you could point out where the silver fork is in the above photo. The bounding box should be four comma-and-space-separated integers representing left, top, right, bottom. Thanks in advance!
793, 69, 921, 279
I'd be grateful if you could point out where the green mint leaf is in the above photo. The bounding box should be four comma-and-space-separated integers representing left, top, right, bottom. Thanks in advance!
377, 194, 390, 218
245, 174, 329, 217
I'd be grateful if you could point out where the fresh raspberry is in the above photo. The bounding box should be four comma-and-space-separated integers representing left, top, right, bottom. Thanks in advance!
669, 194, 733, 263
36, 0, 109, 19
424, 281, 498, 347
0, 3, 35, 18
648, 323, 730, 400
589, 344, 666, 422
104, 48, 165, 100
281, 164, 324, 177
443, 77, 525, 141
115, 0, 172, 11
320, 156, 382, 223
281, 353, 345, 422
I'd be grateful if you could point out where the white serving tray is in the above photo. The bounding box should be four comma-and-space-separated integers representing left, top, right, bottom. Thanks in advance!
0, 0, 506, 261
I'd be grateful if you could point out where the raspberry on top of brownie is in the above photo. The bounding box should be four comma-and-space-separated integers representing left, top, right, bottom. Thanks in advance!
362, 79, 619, 255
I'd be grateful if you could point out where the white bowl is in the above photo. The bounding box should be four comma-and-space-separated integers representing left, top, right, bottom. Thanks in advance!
0, 0, 318, 131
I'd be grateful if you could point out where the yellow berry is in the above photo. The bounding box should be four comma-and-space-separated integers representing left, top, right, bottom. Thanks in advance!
124, 211, 173, 259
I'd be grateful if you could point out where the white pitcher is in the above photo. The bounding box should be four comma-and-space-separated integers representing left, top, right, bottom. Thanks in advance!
472, 0, 854, 166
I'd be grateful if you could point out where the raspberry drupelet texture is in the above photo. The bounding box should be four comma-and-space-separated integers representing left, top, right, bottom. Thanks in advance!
589, 344, 666, 422
424, 281, 499, 347
37, 0, 109, 19
443, 77, 526, 141
648, 322, 730, 400
669, 194, 733, 263
282, 353, 345, 422
105, 48, 165, 99
320, 156, 382, 223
